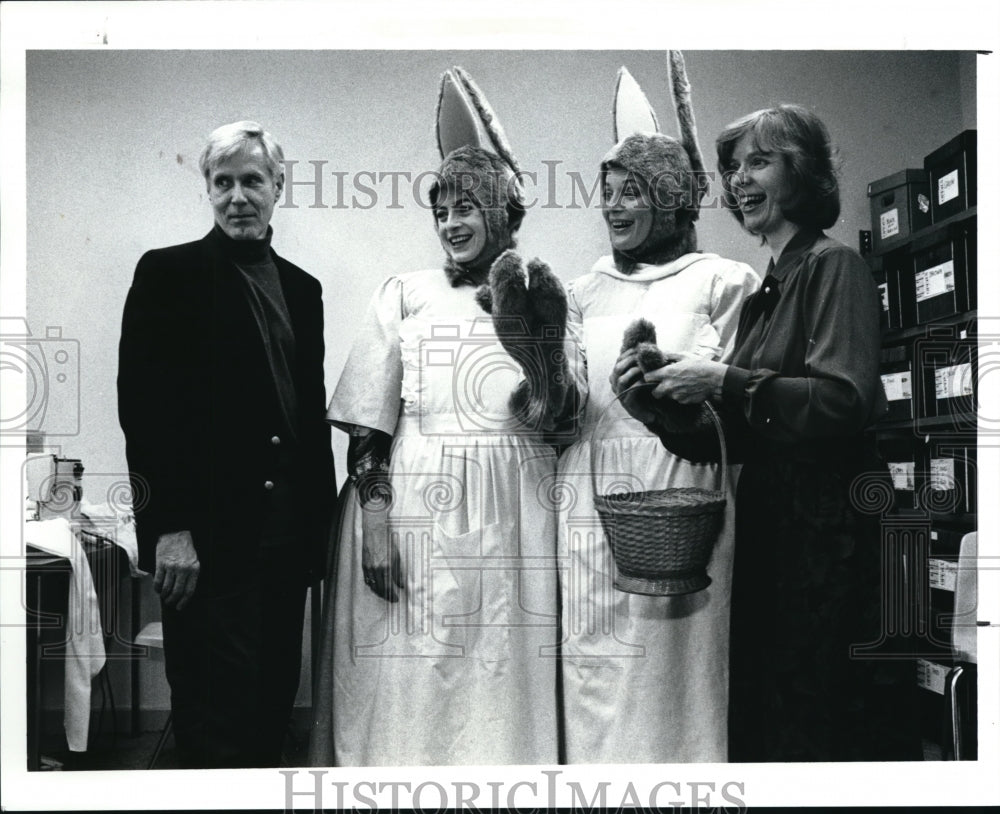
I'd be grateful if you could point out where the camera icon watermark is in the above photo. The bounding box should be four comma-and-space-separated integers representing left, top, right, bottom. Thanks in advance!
417, 319, 577, 440
351, 466, 562, 659
17, 459, 144, 652
910, 321, 982, 436
969, 319, 1000, 437
1, 317, 80, 437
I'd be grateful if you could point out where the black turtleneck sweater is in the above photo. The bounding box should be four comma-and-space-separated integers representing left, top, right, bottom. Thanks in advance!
212, 224, 301, 550
212, 224, 299, 442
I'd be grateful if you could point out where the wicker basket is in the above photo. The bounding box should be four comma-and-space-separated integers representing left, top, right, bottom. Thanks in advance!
591, 385, 727, 596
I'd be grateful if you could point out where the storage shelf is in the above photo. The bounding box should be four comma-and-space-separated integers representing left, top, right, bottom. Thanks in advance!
914, 651, 955, 667
929, 512, 977, 527
874, 207, 977, 257
873, 412, 977, 435
882, 508, 977, 528
881, 311, 977, 345
866, 144, 977, 760
916, 414, 978, 435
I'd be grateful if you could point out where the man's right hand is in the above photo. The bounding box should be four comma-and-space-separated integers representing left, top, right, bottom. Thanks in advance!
154, 530, 200, 610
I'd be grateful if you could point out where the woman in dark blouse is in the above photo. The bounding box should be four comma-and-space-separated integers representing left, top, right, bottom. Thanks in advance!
612, 104, 921, 761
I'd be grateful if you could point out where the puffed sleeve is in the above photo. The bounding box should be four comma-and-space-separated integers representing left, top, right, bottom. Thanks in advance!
326, 275, 404, 436
566, 280, 588, 390
710, 261, 760, 363
721, 245, 887, 443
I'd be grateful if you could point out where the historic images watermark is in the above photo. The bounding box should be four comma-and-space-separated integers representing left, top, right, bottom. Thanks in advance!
281, 768, 748, 812
279, 160, 729, 213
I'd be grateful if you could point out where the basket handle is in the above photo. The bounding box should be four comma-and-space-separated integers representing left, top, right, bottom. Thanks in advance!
589, 383, 728, 498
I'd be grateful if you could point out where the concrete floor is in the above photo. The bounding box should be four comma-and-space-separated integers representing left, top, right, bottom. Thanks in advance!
36, 711, 944, 770
36, 712, 312, 771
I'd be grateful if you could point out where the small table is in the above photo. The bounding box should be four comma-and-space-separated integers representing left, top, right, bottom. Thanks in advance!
25, 535, 130, 770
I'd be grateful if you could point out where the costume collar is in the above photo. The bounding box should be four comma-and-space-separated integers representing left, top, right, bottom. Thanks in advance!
592, 251, 716, 282
767, 227, 823, 281
209, 223, 274, 263
443, 256, 489, 288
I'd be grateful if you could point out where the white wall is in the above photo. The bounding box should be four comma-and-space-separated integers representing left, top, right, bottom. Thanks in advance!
25, 49, 976, 715
27, 50, 976, 483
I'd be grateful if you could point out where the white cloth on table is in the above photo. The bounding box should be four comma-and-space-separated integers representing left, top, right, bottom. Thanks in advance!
319, 268, 561, 766
24, 517, 106, 752
78, 497, 144, 577
557, 252, 758, 763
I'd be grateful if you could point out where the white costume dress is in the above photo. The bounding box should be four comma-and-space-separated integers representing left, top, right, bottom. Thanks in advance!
318, 268, 561, 766
558, 252, 758, 763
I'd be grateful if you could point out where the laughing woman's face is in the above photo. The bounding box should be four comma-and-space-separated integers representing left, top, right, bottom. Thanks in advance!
602, 168, 653, 253
725, 132, 796, 241
434, 191, 487, 265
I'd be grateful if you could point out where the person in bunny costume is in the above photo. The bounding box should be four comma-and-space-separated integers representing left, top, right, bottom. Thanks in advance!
309, 67, 581, 766
557, 52, 758, 763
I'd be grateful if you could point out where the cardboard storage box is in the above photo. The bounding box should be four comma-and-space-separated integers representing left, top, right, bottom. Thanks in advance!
887, 252, 917, 329
880, 344, 914, 421
914, 333, 976, 422
963, 221, 978, 311
924, 130, 977, 223
927, 440, 977, 515
868, 169, 932, 253
878, 436, 923, 511
870, 258, 892, 331
929, 526, 967, 557
911, 228, 970, 324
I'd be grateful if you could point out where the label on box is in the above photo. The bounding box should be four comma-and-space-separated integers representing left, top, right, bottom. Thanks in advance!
917, 659, 948, 694
929, 558, 958, 592
935, 362, 973, 400
881, 371, 912, 402
915, 260, 955, 302
880, 208, 899, 240
938, 169, 959, 205
889, 461, 915, 491
930, 457, 956, 491
878, 282, 889, 313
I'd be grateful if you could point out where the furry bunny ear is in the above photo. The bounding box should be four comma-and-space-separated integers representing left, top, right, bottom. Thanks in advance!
612, 66, 660, 142
668, 50, 708, 203
436, 66, 521, 177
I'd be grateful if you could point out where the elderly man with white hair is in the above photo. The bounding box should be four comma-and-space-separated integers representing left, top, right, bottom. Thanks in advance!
118, 121, 336, 768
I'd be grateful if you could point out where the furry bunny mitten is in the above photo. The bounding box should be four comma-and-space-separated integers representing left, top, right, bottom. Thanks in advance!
476, 249, 572, 436
615, 318, 666, 426
618, 318, 721, 461
620, 318, 701, 431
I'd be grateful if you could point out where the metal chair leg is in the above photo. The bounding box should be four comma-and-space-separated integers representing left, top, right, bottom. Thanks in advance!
101, 666, 118, 751
147, 712, 173, 770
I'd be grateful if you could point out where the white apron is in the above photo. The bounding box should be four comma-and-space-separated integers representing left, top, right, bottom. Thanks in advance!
314, 268, 560, 766
558, 253, 758, 763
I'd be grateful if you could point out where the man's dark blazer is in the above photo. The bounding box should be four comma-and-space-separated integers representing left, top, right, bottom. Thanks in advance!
117, 228, 336, 590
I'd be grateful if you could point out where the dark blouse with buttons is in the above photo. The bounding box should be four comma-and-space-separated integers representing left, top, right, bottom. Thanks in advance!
717, 228, 920, 762
720, 227, 887, 460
